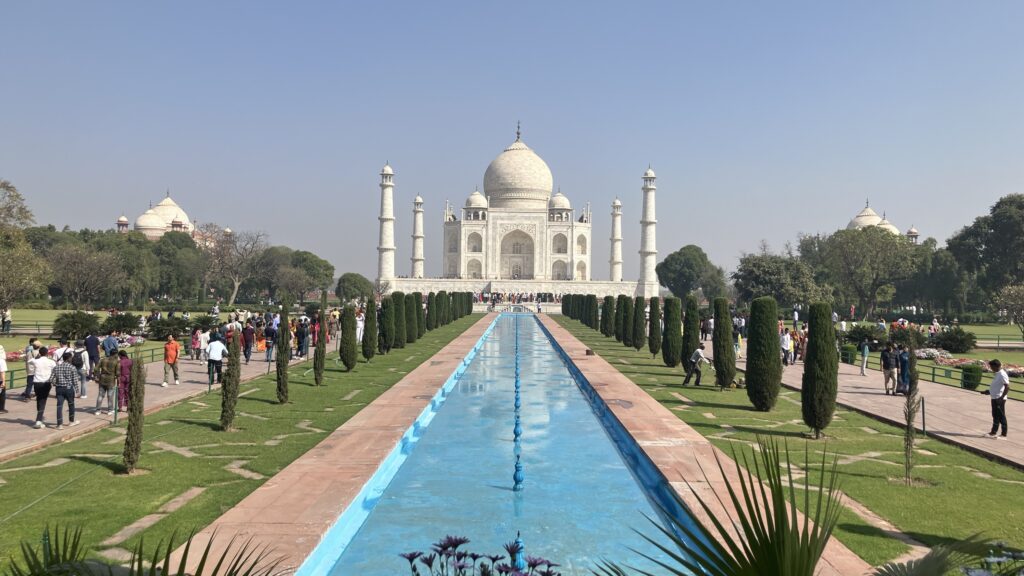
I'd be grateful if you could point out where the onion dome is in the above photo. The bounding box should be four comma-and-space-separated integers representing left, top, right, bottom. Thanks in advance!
483, 136, 553, 210
847, 204, 883, 229
465, 189, 488, 209
548, 190, 571, 210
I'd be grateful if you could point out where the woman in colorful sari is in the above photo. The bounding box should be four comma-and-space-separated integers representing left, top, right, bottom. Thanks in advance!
117, 350, 133, 412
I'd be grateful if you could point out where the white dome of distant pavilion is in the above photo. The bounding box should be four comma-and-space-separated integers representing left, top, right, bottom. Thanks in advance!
381, 163, 393, 175
907, 225, 919, 236
643, 167, 656, 178
152, 195, 194, 232
847, 204, 883, 229
483, 134, 553, 210
116, 215, 129, 224
612, 197, 622, 207
877, 216, 901, 235
548, 190, 571, 210
465, 189, 488, 209
134, 209, 166, 239
414, 194, 424, 204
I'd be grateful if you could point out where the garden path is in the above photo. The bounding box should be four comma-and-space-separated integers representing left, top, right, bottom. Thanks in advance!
0, 349, 309, 462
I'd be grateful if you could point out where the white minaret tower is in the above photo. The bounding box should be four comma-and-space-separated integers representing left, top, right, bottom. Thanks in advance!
411, 195, 425, 278
376, 163, 396, 283
609, 198, 623, 281
637, 166, 658, 297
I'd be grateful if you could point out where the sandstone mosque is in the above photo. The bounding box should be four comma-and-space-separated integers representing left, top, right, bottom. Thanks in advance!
380, 127, 658, 298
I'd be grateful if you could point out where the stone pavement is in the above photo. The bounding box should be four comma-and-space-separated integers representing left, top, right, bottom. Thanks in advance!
736, 356, 1024, 469
0, 349, 308, 462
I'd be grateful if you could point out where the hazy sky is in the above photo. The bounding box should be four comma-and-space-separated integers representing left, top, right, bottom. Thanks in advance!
3, 2, 1022, 280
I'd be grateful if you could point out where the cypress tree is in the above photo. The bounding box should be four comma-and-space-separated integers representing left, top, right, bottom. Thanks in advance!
588, 295, 599, 330
362, 299, 377, 362
561, 296, 568, 316
276, 300, 291, 404
682, 295, 701, 375
392, 291, 407, 348
648, 297, 662, 359
426, 292, 437, 330
600, 296, 615, 337
801, 302, 839, 439
414, 292, 425, 337
404, 292, 418, 344
662, 297, 682, 367
340, 305, 357, 371
633, 296, 646, 351
621, 297, 634, 348
379, 296, 394, 354
437, 290, 448, 326
123, 354, 147, 473
221, 332, 242, 429
313, 291, 327, 386
746, 296, 782, 411
712, 297, 736, 388
615, 295, 627, 342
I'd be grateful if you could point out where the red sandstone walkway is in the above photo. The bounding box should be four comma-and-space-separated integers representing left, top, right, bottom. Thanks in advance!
0, 351, 307, 462
742, 356, 1024, 469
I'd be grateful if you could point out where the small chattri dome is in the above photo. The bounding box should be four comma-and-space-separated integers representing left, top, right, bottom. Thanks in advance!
643, 167, 656, 178
223, 227, 233, 234
465, 189, 488, 209
612, 197, 622, 207
414, 195, 424, 204
381, 163, 393, 175
117, 215, 129, 224
134, 209, 164, 230
548, 191, 571, 210
907, 225, 919, 235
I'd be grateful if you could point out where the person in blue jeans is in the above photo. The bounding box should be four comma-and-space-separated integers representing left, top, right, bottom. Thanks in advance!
859, 339, 870, 376
896, 344, 911, 394
264, 325, 277, 362
50, 352, 81, 430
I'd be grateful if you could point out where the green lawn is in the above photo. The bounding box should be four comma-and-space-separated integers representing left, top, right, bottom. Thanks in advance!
961, 323, 1023, 341
0, 314, 482, 564
556, 317, 1024, 568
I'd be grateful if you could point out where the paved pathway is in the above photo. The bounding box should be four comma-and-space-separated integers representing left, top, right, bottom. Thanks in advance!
0, 351, 308, 462
737, 356, 1024, 469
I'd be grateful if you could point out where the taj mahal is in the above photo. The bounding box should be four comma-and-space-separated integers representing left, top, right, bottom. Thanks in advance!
379, 128, 658, 299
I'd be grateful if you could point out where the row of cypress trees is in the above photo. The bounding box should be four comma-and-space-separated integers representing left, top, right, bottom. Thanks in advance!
566, 293, 664, 358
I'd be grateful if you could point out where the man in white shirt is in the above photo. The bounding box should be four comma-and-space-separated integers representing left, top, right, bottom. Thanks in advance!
780, 330, 793, 366
30, 347, 57, 428
683, 344, 708, 386
984, 359, 1010, 438
206, 336, 229, 385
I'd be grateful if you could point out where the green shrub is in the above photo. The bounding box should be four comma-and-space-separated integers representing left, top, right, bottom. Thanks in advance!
648, 297, 662, 358
633, 296, 646, 351
614, 295, 627, 342
53, 311, 101, 340
123, 355, 147, 473
426, 292, 437, 331
662, 297, 682, 367
840, 344, 858, 365
802, 303, 838, 438
844, 324, 887, 350
313, 292, 327, 385
932, 326, 977, 354
600, 296, 615, 337
221, 333, 242, 429
340, 305, 357, 371
588, 295, 599, 330
712, 297, 736, 388
362, 301, 377, 362
100, 313, 141, 336
276, 300, 291, 404
621, 297, 634, 348
146, 317, 190, 340
746, 296, 782, 411
392, 291, 407, 349
414, 292, 425, 338
189, 314, 220, 332
404, 292, 418, 344
960, 364, 983, 390
379, 296, 395, 354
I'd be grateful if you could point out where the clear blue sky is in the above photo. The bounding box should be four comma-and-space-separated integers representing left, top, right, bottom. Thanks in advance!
3, 1, 1022, 280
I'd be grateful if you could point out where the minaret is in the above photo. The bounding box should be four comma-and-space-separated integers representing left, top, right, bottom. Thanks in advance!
609, 198, 623, 281
638, 167, 658, 297
411, 195, 425, 278
377, 163, 396, 283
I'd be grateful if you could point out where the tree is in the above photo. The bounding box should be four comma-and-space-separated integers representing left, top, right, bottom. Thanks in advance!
682, 295, 701, 375
49, 244, 127, 308
414, 292, 426, 338
746, 296, 782, 411
621, 297, 634, 348
290, 250, 335, 301
662, 297, 682, 368
656, 245, 718, 298
996, 285, 1024, 341
712, 297, 736, 388
588, 295, 599, 331
273, 265, 313, 304
801, 302, 838, 438
122, 354, 147, 473
276, 300, 291, 404
733, 251, 829, 308
648, 297, 662, 359
903, 349, 921, 486
314, 291, 328, 385
426, 292, 437, 330
220, 333, 242, 430
820, 227, 916, 319
0, 229, 51, 311
614, 295, 627, 342
362, 299, 378, 361
379, 296, 395, 354
340, 305, 357, 371
404, 292, 418, 344
699, 265, 728, 302
213, 230, 268, 306
0, 180, 35, 229
948, 194, 1024, 296
392, 291, 407, 348
632, 296, 646, 351
153, 232, 203, 301
335, 272, 375, 304
437, 290, 448, 326
600, 296, 615, 337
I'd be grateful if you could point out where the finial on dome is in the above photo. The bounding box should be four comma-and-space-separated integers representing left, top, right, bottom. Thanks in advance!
866, 198, 870, 208
166, 188, 170, 198
515, 121, 521, 142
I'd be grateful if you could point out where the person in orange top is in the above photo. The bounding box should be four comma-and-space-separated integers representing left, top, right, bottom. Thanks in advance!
163, 334, 181, 387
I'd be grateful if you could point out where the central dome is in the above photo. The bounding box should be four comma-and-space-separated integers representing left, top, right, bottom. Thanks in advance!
483, 138, 553, 210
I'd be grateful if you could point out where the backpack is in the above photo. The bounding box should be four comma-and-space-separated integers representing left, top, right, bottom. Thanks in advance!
71, 349, 85, 369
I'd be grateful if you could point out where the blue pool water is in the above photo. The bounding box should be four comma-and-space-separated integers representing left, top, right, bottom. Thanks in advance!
309, 314, 696, 575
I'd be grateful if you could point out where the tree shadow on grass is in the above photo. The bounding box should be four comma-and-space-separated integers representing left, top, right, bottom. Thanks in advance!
725, 424, 808, 439
170, 418, 221, 431
70, 454, 123, 474
688, 400, 757, 412
241, 396, 282, 405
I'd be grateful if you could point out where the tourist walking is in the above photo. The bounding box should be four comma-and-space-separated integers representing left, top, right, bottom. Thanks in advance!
780, 329, 792, 367
94, 351, 119, 415
30, 346, 56, 428
206, 335, 228, 384
117, 350, 133, 411
102, 330, 119, 357
20, 338, 40, 400
683, 344, 708, 386
984, 359, 1010, 438
859, 338, 870, 376
700, 318, 709, 341
71, 340, 89, 399
50, 351, 81, 429
264, 324, 277, 362
356, 309, 365, 344
895, 344, 911, 395
162, 334, 181, 387
191, 328, 201, 361
243, 321, 256, 364
881, 343, 897, 395
1, 308, 11, 336
0, 345, 8, 414
199, 328, 211, 362
84, 330, 100, 379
